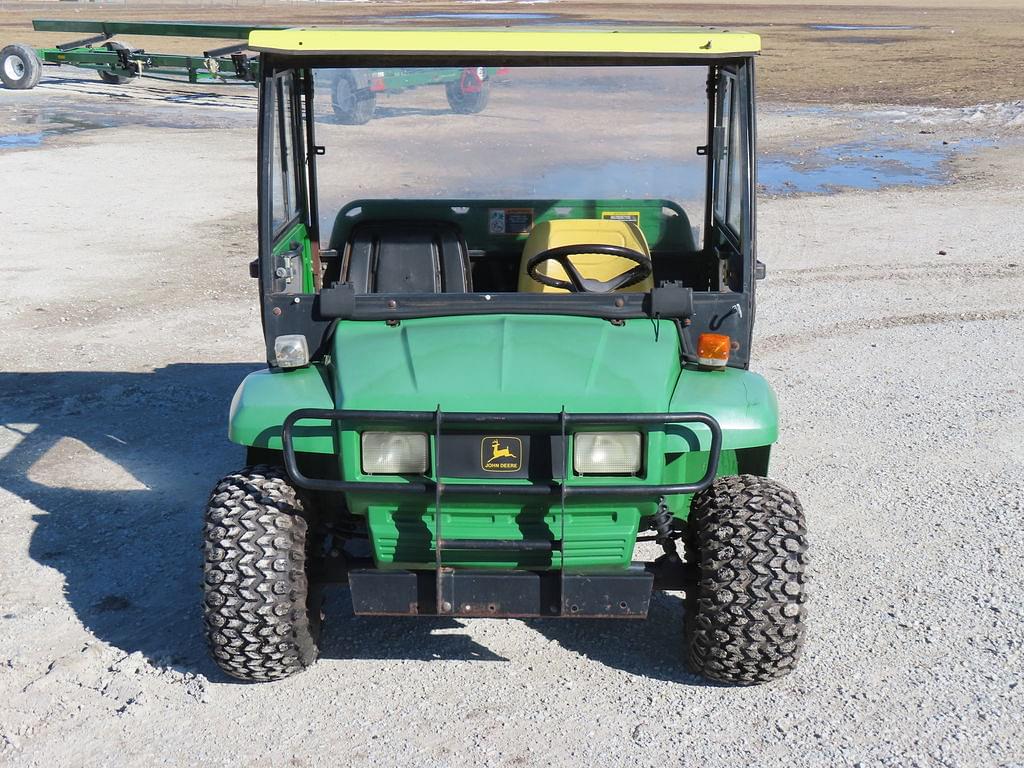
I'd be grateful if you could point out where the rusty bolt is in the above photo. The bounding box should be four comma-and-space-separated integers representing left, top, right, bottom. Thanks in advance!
272, 307, 282, 317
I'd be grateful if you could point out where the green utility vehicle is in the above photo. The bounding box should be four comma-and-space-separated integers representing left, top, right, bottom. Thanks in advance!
0, 21, 500, 123
201, 25, 808, 685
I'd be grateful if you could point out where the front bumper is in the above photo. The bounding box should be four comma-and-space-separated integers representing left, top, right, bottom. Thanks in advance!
284, 408, 719, 616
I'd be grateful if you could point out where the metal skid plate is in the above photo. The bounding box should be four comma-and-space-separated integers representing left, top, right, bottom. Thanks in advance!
348, 567, 654, 618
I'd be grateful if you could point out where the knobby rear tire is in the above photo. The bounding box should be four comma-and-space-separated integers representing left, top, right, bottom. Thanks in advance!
203, 465, 321, 682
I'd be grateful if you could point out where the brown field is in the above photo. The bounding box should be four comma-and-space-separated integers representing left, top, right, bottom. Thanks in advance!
1, 0, 1022, 107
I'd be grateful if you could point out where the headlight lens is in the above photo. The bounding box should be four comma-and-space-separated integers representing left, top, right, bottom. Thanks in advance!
573, 432, 642, 475
273, 334, 309, 369
361, 432, 429, 474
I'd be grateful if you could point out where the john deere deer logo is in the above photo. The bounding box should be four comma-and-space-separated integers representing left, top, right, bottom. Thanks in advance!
481, 437, 523, 472
489, 440, 516, 461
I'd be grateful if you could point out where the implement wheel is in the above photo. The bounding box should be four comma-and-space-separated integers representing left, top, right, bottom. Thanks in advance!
98, 42, 134, 86
1, 44, 42, 90
332, 72, 375, 125
203, 465, 321, 681
446, 68, 490, 114
684, 474, 808, 685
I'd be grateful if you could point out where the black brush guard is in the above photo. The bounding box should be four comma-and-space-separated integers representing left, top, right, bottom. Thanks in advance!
282, 408, 721, 617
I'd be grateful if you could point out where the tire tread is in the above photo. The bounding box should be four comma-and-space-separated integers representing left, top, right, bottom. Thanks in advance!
686, 474, 808, 685
202, 465, 319, 682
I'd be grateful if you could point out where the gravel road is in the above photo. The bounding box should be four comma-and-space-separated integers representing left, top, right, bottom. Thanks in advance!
0, 71, 1022, 768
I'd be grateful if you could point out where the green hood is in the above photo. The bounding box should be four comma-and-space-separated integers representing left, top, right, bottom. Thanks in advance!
332, 315, 682, 413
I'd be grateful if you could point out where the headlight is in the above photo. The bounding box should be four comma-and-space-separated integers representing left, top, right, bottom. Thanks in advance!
573, 432, 642, 475
361, 432, 429, 474
273, 334, 309, 369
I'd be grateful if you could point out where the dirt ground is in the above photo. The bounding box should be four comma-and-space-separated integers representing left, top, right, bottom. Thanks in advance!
2, 0, 1024, 106
1, 3, 1024, 767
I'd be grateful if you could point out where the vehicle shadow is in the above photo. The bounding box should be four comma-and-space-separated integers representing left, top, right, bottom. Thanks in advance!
319, 588, 508, 663
2, 366, 706, 681
0, 364, 261, 678
0, 364, 501, 679
527, 591, 722, 686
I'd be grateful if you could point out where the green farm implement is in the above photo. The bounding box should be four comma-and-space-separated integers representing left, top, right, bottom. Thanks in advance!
1, 20, 500, 122
4, 19, 809, 686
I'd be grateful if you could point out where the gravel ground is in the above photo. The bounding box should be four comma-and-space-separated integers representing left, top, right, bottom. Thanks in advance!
0, 69, 1022, 767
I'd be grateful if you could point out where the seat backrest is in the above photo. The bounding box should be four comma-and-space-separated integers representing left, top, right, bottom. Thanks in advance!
344, 221, 471, 294
517, 219, 654, 293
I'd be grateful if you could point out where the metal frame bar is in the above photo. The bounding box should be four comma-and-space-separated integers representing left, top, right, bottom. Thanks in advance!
56, 33, 110, 52
32, 19, 278, 40
281, 408, 722, 498
38, 47, 260, 83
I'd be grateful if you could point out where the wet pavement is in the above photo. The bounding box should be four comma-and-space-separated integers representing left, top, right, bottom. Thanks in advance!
758, 141, 963, 195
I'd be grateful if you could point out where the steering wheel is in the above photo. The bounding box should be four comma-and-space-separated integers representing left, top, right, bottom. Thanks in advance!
526, 244, 654, 293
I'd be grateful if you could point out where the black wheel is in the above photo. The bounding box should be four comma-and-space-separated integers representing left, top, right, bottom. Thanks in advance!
446, 69, 490, 114
0, 44, 42, 90
685, 474, 808, 685
203, 465, 321, 681
97, 42, 134, 86
332, 72, 375, 125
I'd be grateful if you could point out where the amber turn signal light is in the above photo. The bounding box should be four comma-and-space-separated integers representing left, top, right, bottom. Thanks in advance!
697, 333, 730, 369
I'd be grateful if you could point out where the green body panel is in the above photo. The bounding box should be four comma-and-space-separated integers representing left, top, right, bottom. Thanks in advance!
228, 366, 335, 453
332, 315, 680, 412
666, 366, 779, 451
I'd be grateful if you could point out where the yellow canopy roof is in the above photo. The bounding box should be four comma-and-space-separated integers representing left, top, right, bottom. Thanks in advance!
247, 26, 760, 58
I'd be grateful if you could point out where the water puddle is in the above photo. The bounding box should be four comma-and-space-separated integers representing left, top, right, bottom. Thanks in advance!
0, 113, 117, 150
758, 141, 981, 195
0, 102, 251, 152
508, 137, 983, 199
0, 133, 44, 148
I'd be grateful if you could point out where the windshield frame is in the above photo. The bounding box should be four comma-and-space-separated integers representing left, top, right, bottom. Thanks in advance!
256, 52, 759, 369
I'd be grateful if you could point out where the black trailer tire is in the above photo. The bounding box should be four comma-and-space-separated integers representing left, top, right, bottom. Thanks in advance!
446, 76, 490, 114
1, 44, 42, 90
685, 474, 808, 685
203, 465, 321, 682
97, 42, 134, 86
332, 72, 375, 125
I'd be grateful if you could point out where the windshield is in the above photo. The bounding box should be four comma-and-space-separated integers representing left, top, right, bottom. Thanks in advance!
259, 60, 755, 367
310, 65, 709, 249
